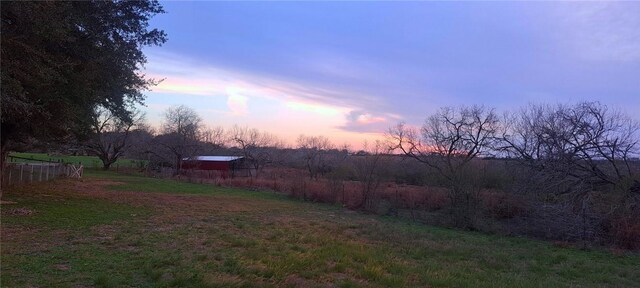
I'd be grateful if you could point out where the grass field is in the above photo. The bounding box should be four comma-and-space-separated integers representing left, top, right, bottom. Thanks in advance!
8, 152, 145, 168
1, 170, 639, 287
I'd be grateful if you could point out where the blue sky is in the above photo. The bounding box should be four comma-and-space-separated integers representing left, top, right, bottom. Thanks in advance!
142, 1, 640, 146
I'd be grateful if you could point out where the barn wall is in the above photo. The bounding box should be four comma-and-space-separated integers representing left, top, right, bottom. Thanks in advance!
181, 159, 253, 178
182, 160, 231, 171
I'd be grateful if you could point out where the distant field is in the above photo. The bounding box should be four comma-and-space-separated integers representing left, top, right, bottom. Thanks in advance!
1, 170, 638, 287
8, 152, 145, 168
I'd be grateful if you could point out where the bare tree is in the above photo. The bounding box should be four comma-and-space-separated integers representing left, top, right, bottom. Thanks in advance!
198, 125, 227, 155
389, 105, 500, 227
352, 140, 390, 212
156, 105, 202, 174
502, 102, 639, 185
496, 102, 640, 246
499, 102, 640, 214
85, 106, 144, 170
228, 125, 280, 177
297, 135, 333, 179
201, 126, 226, 148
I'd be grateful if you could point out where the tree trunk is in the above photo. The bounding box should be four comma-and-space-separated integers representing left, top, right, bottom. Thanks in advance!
175, 154, 182, 175
0, 145, 7, 200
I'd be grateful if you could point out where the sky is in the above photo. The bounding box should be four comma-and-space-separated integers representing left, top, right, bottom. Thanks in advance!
142, 1, 640, 148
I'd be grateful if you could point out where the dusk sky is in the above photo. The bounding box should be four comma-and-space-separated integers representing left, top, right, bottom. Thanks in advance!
142, 1, 640, 147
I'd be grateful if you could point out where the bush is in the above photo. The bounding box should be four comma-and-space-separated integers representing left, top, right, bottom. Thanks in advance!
482, 191, 526, 219
610, 215, 640, 250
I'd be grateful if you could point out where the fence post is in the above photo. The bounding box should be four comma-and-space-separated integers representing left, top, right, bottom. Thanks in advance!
20, 164, 24, 183
8, 166, 12, 186
39, 164, 43, 181
30, 164, 34, 182
46, 164, 49, 181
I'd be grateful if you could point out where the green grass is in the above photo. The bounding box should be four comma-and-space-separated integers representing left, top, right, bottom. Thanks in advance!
1, 197, 143, 229
8, 152, 145, 168
2, 172, 639, 287
86, 169, 287, 201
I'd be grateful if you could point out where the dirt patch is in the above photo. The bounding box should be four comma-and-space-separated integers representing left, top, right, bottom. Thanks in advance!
1, 227, 70, 255
284, 274, 311, 287
202, 273, 245, 286
53, 264, 70, 271
2, 207, 34, 216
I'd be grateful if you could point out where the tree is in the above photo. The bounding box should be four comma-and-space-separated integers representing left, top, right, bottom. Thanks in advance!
84, 106, 145, 170
497, 102, 640, 246
389, 105, 499, 227
156, 105, 202, 174
500, 102, 639, 190
297, 135, 333, 179
125, 124, 156, 170
199, 126, 227, 154
352, 140, 390, 211
1, 1, 166, 175
229, 125, 280, 177
499, 102, 640, 213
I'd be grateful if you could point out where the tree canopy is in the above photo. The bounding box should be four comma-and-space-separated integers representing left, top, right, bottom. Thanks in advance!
1, 0, 166, 155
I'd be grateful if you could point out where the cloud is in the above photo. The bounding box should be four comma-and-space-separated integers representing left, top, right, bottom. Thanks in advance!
355, 113, 386, 125
284, 101, 344, 116
144, 51, 401, 133
226, 87, 249, 116
294, 50, 381, 81
339, 110, 401, 133
145, 51, 384, 112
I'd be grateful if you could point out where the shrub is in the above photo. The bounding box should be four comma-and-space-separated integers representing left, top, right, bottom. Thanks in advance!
610, 215, 640, 250
482, 191, 526, 219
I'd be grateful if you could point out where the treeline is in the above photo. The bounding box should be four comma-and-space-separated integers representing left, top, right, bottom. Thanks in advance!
24, 102, 640, 249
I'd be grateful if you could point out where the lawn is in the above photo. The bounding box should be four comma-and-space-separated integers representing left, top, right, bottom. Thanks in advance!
8, 152, 145, 168
1, 171, 638, 287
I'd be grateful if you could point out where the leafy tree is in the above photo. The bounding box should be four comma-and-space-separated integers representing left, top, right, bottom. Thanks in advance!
1, 1, 166, 168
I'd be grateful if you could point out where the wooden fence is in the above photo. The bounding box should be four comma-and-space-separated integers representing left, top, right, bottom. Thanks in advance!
1, 162, 83, 188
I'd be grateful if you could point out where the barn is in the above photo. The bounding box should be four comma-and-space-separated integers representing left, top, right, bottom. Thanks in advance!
181, 156, 250, 177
